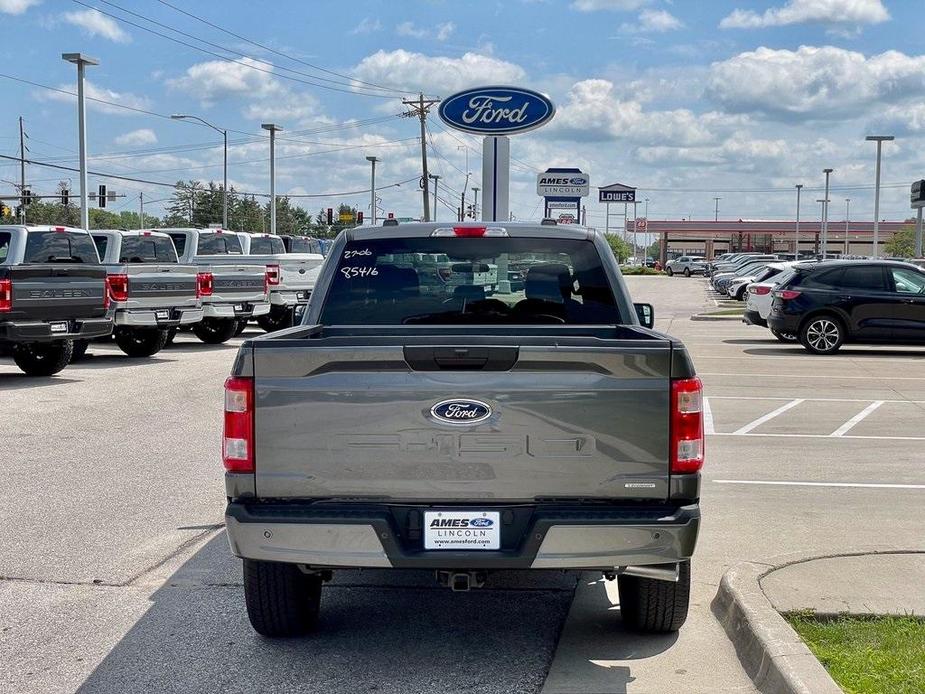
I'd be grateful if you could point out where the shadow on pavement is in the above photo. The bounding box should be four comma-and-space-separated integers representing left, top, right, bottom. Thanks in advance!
744, 346, 925, 358
77, 533, 578, 694
0, 371, 82, 390
70, 354, 179, 368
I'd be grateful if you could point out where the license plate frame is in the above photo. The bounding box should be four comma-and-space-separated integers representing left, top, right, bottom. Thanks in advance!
424, 510, 500, 550
155, 310, 170, 321
233, 304, 245, 312
49, 321, 68, 334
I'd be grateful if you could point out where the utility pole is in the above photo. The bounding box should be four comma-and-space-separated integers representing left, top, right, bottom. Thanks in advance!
428, 174, 440, 222
139, 191, 144, 229
471, 186, 479, 220
62, 53, 99, 230
795, 184, 803, 259
366, 156, 379, 225
401, 93, 439, 222
19, 116, 26, 224
844, 198, 850, 256
713, 196, 721, 222
821, 168, 833, 259
460, 191, 465, 221
866, 135, 893, 258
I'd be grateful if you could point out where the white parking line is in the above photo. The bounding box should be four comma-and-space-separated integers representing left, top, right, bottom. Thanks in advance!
712, 432, 925, 441
702, 396, 716, 435
731, 398, 804, 435
715, 479, 925, 490
701, 372, 925, 381
708, 396, 925, 404
830, 401, 884, 437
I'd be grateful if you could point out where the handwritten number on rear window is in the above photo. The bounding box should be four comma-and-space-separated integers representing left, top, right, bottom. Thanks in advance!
343, 248, 372, 259
340, 266, 379, 279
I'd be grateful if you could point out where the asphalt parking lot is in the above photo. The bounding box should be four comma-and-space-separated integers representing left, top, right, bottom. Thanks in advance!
3, 275, 924, 694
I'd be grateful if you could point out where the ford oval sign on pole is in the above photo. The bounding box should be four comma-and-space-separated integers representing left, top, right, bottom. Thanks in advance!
438, 86, 556, 224
438, 86, 556, 136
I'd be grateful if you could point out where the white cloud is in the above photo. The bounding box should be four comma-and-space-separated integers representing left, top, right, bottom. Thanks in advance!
0, 0, 39, 15
62, 8, 130, 43
620, 8, 683, 32
395, 21, 455, 41
720, 0, 889, 29
707, 46, 925, 119
350, 17, 381, 34
39, 80, 150, 115
571, 0, 649, 11
351, 50, 526, 95
114, 128, 157, 147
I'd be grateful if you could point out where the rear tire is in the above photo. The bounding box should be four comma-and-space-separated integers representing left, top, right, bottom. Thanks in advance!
12, 340, 73, 376
683, 267, 691, 277
193, 318, 238, 344
618, 561, 691, 633
114, 327, 169, 358
234, 319, 248, 337
71, 339, 90, 361
771, 328, 798, 343
799, 315, 844, 355
257, 306, 294, 333
164, 328, 178, 346
243, 559, 322, 638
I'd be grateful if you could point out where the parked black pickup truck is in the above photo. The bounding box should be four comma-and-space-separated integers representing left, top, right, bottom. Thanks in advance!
224, 221, 703, 638
0, 225, 112, 375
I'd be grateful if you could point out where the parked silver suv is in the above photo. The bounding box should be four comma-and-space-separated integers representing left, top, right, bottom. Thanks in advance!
665, 256, 707, 277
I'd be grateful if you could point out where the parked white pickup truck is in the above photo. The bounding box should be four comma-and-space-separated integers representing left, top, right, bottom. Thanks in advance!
87, 230, 202, 357
162, 228, 270, 344
234, 232, 324, 332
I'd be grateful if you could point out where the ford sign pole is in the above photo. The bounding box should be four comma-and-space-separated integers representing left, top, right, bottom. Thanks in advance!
438, 86, 555, 223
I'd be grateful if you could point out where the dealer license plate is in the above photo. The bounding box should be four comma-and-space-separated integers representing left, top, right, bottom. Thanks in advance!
234, 304, 244, 312
424, 511, 500, 550
155, 310, 169, 321
50, 322, 68, 333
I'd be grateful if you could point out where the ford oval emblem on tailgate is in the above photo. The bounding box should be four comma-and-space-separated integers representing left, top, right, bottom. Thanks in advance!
431, 398, 492, 425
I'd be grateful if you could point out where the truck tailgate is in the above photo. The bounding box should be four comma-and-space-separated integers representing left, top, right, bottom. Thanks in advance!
198, 261, 267, 304
4, 265, 107, 321
249, 332, 673, 502
119, 264, 199, 309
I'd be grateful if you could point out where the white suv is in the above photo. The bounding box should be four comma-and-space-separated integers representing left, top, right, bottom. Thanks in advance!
665, 256, 707, 277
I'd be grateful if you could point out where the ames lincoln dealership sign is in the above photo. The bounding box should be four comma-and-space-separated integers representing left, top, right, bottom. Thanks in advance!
438, 86, 556, 135
536, 172, 590, 197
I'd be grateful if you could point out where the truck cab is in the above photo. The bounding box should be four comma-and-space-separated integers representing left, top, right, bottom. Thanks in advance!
0, 225, 112, 375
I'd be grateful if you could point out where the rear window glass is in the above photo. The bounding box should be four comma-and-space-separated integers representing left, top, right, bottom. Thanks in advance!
320, 237, 622, 325
288, 237, 323, 254
24, 231, 99, 264
840, 266, 887, 291
119, 235, 178, 263
797, 268, 842, 289
167, 233, 186, 256
0, 232, 11, 262
197, 233, 243, 255
248, 236, 285, 255
92, 235, 108, 260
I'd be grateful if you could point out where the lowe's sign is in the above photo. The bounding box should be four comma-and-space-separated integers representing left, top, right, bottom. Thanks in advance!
438, 86, 556, 136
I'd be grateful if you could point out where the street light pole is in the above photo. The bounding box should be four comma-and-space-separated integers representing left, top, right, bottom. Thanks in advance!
261, 123, 282, 234
472, 186, 480, 220
713, 196, 721, 222
822, 168, 833, 259
795, 184, 803, 259
62, 53, 99, 230
866, 135, 894, 258
171, 114, 228, 228
844, 198, 850, 256
428, 174, 440, 222
366, 156, 379, 225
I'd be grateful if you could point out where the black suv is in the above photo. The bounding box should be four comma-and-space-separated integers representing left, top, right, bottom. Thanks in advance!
768, 260, 925, 354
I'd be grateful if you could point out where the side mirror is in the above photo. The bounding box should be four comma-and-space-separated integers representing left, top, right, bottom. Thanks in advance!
635, 302, 655, 328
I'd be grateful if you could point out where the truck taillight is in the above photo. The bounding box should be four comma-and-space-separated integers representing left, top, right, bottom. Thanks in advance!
108, 273, 129, 303
0, 279, 11, 312
671, 377, 704, 474
223, 376, 254, 473
266, 264, 280, 286
196, 272, 214, 298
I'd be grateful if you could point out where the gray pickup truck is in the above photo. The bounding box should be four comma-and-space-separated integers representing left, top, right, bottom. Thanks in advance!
223, 221, 703, 638
85, 230, 202, 358
0, 225, 112, 375
163, 228, 270, 343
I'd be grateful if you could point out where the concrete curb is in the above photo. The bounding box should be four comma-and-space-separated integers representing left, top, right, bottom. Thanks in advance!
690, 313, 745, 321
712, 561, 842, 694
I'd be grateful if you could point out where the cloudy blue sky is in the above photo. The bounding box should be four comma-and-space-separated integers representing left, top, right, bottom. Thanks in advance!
0, 0, 922, 226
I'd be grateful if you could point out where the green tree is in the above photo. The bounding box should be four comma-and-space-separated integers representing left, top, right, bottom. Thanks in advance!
885, 224, 917, 258
603, 233, 633, 263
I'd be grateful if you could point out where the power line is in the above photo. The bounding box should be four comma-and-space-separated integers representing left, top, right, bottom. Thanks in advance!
74, 1, 402, 99
155, 0, 417, 95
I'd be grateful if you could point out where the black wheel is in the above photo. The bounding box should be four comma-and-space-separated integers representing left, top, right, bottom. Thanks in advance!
71, 339, 91, 361
734, 286, 746, 301
12, 340, 73, 377
618, 561, 691, 633
164, 328, 178, 346
257, 306, 295, 333
192, 318, 238, 344
666, 267, 674, 276
243, 559, 322, 638
799, 315, 844, 355
683, 267, 691, 277
771, 328, 798, 343
234, 320, 248, 337
114, 327, 169, 358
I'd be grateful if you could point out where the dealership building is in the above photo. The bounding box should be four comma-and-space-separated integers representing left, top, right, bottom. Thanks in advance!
624, 219, 911, 262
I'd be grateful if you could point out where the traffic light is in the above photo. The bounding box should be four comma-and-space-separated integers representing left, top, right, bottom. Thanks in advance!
356, 211, 364, 225
22, 189, 32, 205
98, 185, 107, 208
326, 207, 333, 225
61, 189, 69, 206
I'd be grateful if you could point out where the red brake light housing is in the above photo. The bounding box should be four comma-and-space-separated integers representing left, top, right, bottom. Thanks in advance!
196, 272, 214, 298
108, 273, 129, 303
773, 289, 801, 300
671, 377, 704, 474
0, 278, 12, 312
266, 264, 280, 286
223, 376, 254, 473
752, 285, 771, 295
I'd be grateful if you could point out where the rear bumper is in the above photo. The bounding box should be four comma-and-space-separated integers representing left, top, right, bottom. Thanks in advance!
114, 307, 203, 327
742, 309, 766, 327
202, 301, 270, 319
224, 501, 700, 570
0, 317, 112, 343
767, 314, 801, 333
269, 290, 310, 307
